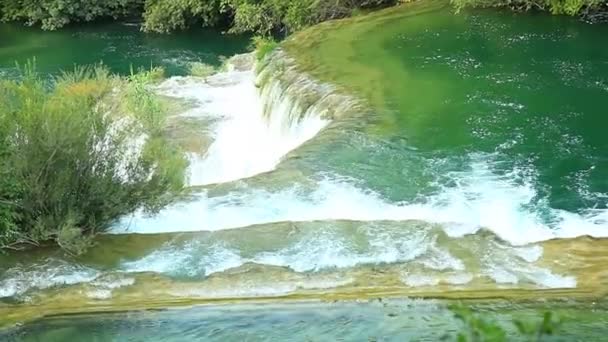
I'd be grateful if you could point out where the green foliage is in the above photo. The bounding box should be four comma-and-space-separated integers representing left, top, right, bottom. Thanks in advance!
0, 0, 143, 30
252, 36, 279, 61
0, 62, 186, 253
0, 0, 400, 34
2, 0, 601, 33
142, 0, 222, 33
125, 66, 168, 134
449, 305, 562, 342
451, 0, 603, 16
189, 62, 216, 78
223, 0, 399, 35
222, 0, 311, 35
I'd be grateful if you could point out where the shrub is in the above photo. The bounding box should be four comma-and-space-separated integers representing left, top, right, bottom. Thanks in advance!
223, 0, 399, 35
0, 0, 143, 30
0, 63, 187, 253
0, 0, 401, 34
189, 62, 216, 78
251, 36, 279, 61
142, 0, 222, 33
451, 0, 603, 16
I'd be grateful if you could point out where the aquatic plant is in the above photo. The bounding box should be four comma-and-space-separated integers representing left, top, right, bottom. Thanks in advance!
449, 305, 561, 341
0, 62, 187, 253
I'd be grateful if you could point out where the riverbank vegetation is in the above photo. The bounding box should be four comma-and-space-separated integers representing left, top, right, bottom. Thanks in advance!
0, 0, 401, 33
1, 0, 606, 34
451, 0, 607, 20
0, 63, 186, 253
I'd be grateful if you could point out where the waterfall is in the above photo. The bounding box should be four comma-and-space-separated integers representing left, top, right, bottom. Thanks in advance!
151, 51, 362, 187
112, 50, 364, 234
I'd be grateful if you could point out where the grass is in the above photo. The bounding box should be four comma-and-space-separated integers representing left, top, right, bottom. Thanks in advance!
189, 62, 216, 78
252, 36, 280, 62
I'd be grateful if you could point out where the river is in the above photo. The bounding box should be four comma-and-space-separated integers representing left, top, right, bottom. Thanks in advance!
0, 21, 249, 76
1, 1, 608, 339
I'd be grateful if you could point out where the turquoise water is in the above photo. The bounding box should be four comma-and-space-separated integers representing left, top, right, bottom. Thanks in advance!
283, 5, 608, 244
4, 301, 608, 341
0, 22, 249, 77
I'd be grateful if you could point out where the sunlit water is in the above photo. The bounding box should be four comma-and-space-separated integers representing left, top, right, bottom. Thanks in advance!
1, 1, 608, 337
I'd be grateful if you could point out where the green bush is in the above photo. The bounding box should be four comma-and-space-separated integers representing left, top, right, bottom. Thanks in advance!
0, 0, 143, 30
141, 0, 222, 33
0, 0, 400, 34
252, 36, 279, 61
189, 62, 216, 78
223, 0, 399, 35
0, 63, 186, 253
3, 0, 600, 34
451, 0, 603, 16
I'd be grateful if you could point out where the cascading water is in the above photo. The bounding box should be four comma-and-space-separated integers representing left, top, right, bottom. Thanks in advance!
152, 53, 339, 187
114, 48, 608, 245
3, 5, 608, 334
4, 8, 608, 330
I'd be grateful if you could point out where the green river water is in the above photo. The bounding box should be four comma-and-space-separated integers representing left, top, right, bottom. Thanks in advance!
0, 22, 249, 76
2, 1, 608, 340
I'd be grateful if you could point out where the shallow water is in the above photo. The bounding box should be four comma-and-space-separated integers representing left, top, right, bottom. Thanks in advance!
1, 1, 608, 336
4, 300, 608, 341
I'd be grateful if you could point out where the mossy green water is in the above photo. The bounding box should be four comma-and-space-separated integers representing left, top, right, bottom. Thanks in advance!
285, 0, 608, 215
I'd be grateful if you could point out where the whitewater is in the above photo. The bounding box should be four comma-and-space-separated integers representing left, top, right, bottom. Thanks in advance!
2, 51, 606, 302
112, 52, 608, 247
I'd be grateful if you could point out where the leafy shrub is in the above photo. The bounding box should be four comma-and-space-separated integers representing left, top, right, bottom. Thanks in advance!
251, 36, 279, 61
189, 62, 216, 78
451, 0, 603, 16
142, 0, 222, 33
223, 0, 399, 35
0, 62, 186, 253
0, 0, 143, 30
0, 0, 401, 34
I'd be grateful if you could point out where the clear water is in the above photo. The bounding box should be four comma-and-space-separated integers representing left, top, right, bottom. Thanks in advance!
4, 300, 608, 341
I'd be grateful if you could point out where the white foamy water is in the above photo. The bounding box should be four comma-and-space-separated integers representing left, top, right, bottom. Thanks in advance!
115, 222, 572, 289
101, 52, 605, 296
119, 228, 432, 276
0, 260, 100, 298
114, 154, 608, 245
156, 56, 329, 186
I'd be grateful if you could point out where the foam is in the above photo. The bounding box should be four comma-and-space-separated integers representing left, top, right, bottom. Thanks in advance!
155, 59, 328, 186
114, 157, 608, 246
0, 260, 100, 298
